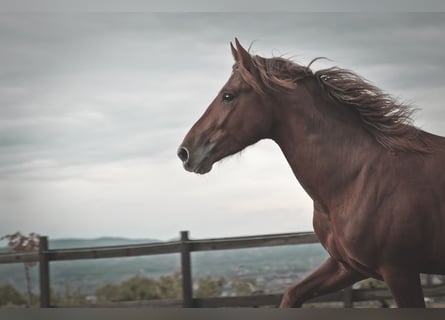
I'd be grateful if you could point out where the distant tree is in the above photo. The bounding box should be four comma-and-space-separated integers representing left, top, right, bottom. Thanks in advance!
95, 283, 120, 302
158, 271, 182, 299
96, 275, 162, 302
194, 276, 227, 298
51, 285, 87, 306
119, 276, 161, 300
355, 278, 387, 289
96, 272, 229, 303
1, 232, 39, 307
231, 277, 257, 296
0, 284, 26, 306
95, 272, 260, 304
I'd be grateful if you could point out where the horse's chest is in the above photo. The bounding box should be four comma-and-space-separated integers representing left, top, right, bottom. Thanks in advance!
312, 208, 360, 263
313, 211, 345, 260
313, 208, 381, 278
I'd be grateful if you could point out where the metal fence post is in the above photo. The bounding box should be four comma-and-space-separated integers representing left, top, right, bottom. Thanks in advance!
39, 236, 50, 307
180, 231, 194, 307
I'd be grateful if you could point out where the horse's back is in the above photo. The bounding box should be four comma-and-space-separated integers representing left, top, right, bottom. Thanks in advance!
410, 130, 445, 272
422, 130, 445, 190
423, 130, 445, 152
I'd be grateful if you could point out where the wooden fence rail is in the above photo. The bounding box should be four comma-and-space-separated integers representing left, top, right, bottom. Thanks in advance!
0, 230, 444, 308
0, 231, 318, 263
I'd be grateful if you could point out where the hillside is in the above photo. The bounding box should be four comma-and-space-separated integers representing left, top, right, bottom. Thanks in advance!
0, 237, 328, 295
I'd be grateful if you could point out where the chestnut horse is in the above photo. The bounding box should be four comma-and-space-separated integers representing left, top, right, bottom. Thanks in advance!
178, 39, 445, 307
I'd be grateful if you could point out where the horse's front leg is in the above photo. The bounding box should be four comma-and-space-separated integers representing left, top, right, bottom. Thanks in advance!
280, 257, 365, 307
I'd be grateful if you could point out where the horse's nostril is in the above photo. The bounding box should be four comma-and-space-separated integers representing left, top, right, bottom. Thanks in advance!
178, 147, 190, 163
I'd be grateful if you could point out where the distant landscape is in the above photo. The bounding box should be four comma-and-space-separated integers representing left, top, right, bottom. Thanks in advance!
0, 237, 328, 295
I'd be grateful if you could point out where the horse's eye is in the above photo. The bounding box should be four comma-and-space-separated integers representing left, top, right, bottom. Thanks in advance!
222, 92, 235, 104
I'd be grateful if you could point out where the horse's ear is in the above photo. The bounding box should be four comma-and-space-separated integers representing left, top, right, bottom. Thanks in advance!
234, 38, 255, 72
230, 41, 238, 62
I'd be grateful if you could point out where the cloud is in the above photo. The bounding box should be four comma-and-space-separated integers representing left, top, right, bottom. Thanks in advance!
0, 13, 444, 239
0, 148, 313, 239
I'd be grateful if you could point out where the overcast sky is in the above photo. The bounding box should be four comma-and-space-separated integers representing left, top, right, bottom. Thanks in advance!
0, 13, 444, 241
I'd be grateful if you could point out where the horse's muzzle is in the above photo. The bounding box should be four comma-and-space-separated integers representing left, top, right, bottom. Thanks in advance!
177, 144, 214, 174
177, 146, 190, 164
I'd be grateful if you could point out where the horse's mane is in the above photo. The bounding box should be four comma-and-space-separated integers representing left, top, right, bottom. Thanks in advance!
235, 54, 430, 153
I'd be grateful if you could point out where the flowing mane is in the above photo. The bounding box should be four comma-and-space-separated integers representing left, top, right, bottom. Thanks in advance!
234, 54, 430, 153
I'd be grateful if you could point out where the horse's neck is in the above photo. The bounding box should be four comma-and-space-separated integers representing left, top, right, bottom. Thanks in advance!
272, 83, 378, 210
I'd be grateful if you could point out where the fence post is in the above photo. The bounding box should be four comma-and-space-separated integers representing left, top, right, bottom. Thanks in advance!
180, 231, 194, 307
39, 236, 50, 308
343, 286, 353, 308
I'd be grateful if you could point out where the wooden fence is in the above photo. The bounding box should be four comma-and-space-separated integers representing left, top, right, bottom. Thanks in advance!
1, 230, 444, 308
